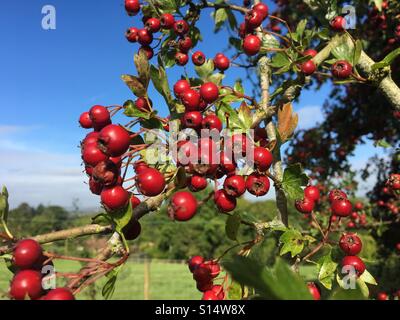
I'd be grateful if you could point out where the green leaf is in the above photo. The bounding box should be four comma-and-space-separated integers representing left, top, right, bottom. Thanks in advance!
374, 139, 392, 148
225, 213, 241, 241
216, 102, 241, 129
330, 284, 366, 300
229, 37, 242, 51
279, 229, 305, 257
353, 39, 363, 65
237, 103, 253, 129
150, 63, 174, 110
356, 278, 370, 298
359, 269, 377, 286
282, 163, 309, 200
371, 48, 400, 71
91, 213, 113, 226
331, 41, 354, 63
0, 186, 9, 223
317, 251, 338, 289
208, 73, 225, 86
227, 281, 243, 300
112, 201, 133, 232
121, 75, 147, 97
269, 52, 291, 68
174, 167, 187, 189
195, 59, 215, 80
234, 80, 244, 94
123, 99, 152, 120
213, 8, 228, 32
102, 266, 123, 300
296, 19, 308, 40
371, 0, 383, 11
140, 117, 164, 130
134, 51, 150, 89
223, 257, 312, 300
260, 34, 280, 50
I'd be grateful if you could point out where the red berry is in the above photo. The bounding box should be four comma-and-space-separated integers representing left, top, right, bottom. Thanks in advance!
82, 144, 108, 167
341, 255, 366, 276
211, 285, 225, 300
92, 160, 120, 187
202, 290, 219, 300
125, 27, 139, 42
101, 186, 130, 211
243, 35, 261, 56
89, 177, 103, 195
330, 16, 346, 32
82, 131, 100, 148
331, 198, 352, 217
354, 202, 363, 211
214, 190, 237, 212
178, 36, 193, 53
89, 105, 111, 131
168, 191, 198, 221
188, 255, 204, 272
301, 60, 316, 76
245, 9, 264, 29
136, 168, 166, 197
43, 288, 75, 300
225, 133, 251, 157
122, 220, 141, 240
135, 97, 152, 112
174, 79, 191, 98
197, 281, 214, 292
331, 60, 353, 79
145, 18, 161, 33
377, 292, 388, 301
328, 189, 347, 202
174, 20, 189, 35
139, 46, 154, 60
303, 49, 318, 58
138, 29, 153, 46
160, 13, 175, 29
246, 173, 270, 197
253, 2, 269, 19
387, 173, 400, 190
10, 270, 43, 300
202, 261, 220, 278
182, 111, 203, 130
192, 51, 206, 66
220, 152, 236, 174
213, 53, 230, 71
339, 233, 362, 255
98, 124, 131, 157
13, 239, 43, 269
193, 265, 212, 283
307, 282, 321, 300
188, 175, 208, 192
133, 160, 149, 174
125, 0, 140, 16
202, 114, 223, 132
223, 175, 246, 197
295, 197, 315, 214
304, 186, 320, 202
253, 147, 273, 171
200, 82, 219, 103
182, 89, 201, 111
79, 112, 93, 129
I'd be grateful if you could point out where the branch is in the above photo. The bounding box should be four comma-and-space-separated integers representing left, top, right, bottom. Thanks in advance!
198, 1, 249, 14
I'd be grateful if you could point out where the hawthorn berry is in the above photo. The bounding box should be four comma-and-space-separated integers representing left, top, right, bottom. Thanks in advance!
89, 105, 111, 131
160, 13, 175, 29
224, 175, 246, 197
136, 168, 166, 197
220, 152, 236, 174
79, 112, 93, 129
174, 20, 189, 35
133, 160, 149, 174
202, 290, 219, 300
211, 285, 225, 300
89, 177, 103, 195
304, 186, 320, 202
92, 160, 119, 186
188, 175, 208, 192
339, 233, 362, 255
145, 18, 161, 33
202, 114, 223, 132
331, 60, 353, 79
200, 82, 219, 104
125, 27, 139, 43
354, 202, 363, 211
245, 9, 264, 29
193, 265, 212, 283
197, 281, 214, 292
130, 195, 141, 208
301, 60, 316, 76
13, 239, 43, 270
307, 282, 321, 300
387, 173, 400, 190
330, 16, 346, 32
82, 131, 100, 148
192, 51, 206, 66
178, 37, 193, 53
342, 255, 366, 276
295, 197, 315, 214
182, 111, 203, 130
253, 2, 269, 19
137, 29, 153, 46
188, 256, 204, 272
303, 49, 318, 58
182, 89, 201, 111
98, 124, 131, 157
328, 189, 347, 202
43, 288, 75, 300
214, 189, 237, 212
238, 22, 250, 38
253, 147, 273, 171
202, 261, 220, 278
122, 220, 141, 240
175, 52, 189, 66
377, 292, 388, 301
246, 173, 270, 197
175, 140, 198, 166
331, 198, 352, 217
168, 191, 198, 221
243, 35, 261, 56
10, 270, 43, 300
82, 144, 108, 167
139, 46, 154, 60
135, 97, 152, 112
101, 185, 130, 211
173, 79, 191, 98
125, 0, 140, 16
213, 53, 230, 71
225, 133, 251, 157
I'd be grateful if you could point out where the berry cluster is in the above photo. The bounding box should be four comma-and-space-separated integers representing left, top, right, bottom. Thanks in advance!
339, 232, 365, 276
9, 239, 74, 300
187, 256, 225, 300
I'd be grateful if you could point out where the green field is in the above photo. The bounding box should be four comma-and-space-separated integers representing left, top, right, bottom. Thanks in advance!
0, 260, 202, 300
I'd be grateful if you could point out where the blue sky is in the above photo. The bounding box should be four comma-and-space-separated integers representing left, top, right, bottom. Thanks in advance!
0, 0, 378, 209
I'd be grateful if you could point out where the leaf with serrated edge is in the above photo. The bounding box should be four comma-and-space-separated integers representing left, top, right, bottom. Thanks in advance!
279, 229, 304, 258
317, 252, 338, 289
121, 75, 146, 97
278, 103, 298, 142
282, 163, 309, 200
226, 213, 241, 241
359, 269, 377, 286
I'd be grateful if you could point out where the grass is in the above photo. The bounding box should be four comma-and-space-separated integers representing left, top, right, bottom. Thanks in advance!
0, 260, 202, 300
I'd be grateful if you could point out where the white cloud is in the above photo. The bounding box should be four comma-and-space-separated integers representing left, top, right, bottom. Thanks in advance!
296, 105, 323, 129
